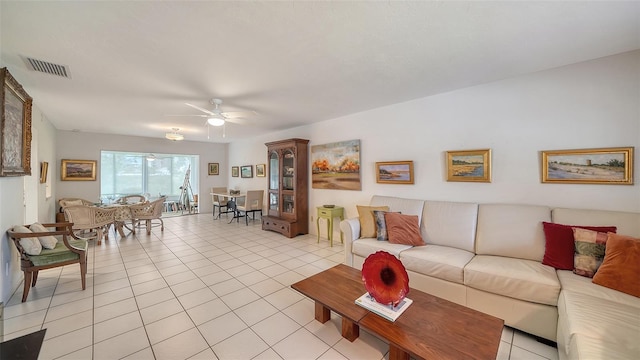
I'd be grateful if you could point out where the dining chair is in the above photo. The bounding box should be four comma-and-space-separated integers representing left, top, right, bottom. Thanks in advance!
8, 222, 88, 302
115, 194, 146, 204
210, 187, 230, 219
236, 190, 264, 225
63, 205, 117, 245
58, 198, 94, 212
129, 197, 165, 235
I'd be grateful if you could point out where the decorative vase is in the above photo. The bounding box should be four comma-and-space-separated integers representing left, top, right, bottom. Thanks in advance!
361, 250, 410, 307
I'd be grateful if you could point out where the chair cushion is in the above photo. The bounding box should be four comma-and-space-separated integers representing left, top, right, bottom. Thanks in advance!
464, 255, 561, 306
13, 225, 42, 255
29, 239, 86, 267
400, 245, 474, 284
29, 222, 59, 249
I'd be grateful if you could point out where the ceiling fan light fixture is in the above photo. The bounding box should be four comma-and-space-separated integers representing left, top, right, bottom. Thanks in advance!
165, 128, 184, 141
207, 116, 225, 127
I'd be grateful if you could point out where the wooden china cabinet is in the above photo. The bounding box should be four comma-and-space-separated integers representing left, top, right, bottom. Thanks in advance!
262, 138, 309, 238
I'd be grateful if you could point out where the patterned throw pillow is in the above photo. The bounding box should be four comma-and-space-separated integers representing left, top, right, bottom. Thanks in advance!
385, 213, 425, 246
573, 227, 609, 278
373, 210, 401, 241
357, 205, 390, 238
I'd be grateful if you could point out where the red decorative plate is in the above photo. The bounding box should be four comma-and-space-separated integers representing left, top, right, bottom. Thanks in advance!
361, 251, 410, 306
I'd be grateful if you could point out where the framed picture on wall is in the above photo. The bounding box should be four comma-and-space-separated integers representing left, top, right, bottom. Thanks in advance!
208, 163, 219, 175
0, 67, 33, 177
241, 165, 253, 178
40, 161, 48, 183
375, 161, 414, 184
256, 164, 266, 177
231, 166, 239, 177
61, 159, 97, 181
541, 147, 633, 185
446, 149, 491, 183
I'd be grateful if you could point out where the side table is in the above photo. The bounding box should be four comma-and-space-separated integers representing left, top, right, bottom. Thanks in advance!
317, 206, 344, 247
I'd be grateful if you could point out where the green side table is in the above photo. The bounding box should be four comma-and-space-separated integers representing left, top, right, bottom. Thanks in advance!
317, 206, 344, 247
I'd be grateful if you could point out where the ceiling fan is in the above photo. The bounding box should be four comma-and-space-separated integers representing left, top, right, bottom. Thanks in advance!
174, 98, 256, 127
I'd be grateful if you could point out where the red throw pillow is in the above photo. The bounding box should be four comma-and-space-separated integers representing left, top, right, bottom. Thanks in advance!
592, 233, 640, 297
542, 222, 616, 270
385, 212, 425, 246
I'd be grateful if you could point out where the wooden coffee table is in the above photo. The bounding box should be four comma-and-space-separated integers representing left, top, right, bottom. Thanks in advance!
291, 264, 369, 341
292, 264, 504, 360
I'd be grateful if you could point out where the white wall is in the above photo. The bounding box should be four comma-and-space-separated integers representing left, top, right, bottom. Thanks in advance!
56, 131, 228, 214
230, 50, 640, 234
1, 104, 56, 303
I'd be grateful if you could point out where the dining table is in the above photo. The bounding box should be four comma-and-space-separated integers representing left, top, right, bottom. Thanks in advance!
99, 202, 143, 237
210, 191, 246, 223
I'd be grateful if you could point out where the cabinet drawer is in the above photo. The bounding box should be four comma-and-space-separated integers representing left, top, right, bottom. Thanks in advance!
318, 208, 333, 217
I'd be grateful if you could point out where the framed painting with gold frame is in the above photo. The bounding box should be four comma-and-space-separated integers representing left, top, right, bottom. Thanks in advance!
541, 147, 633, 185
61, 159, 97, 181
256, 164, 266, 177
375, 161, 414, 184
208, 162, 219, 175
446, 149, 491, 183
0, 67, 33, 177
40, 161, 48, 184
231, 166, 239, 177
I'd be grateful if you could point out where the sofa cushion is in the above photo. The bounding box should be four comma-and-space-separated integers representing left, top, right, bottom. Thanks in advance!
557, 290, 640, 357
352, 238, 412, 260
421, 200, 478, 253
556, 270, 640, 309
542, 222, 617, 270
476, 204, 550, 261
385, 213, 424, 246
464, 255, 560, 306
592, 233, 640, 297
400, 245, 474, 284
357, 205, 389, 238
370, 195, 425, 221
573, 228, 608, 278
552, 208, 640, 239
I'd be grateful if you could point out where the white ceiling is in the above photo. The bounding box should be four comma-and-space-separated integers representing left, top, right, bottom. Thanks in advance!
1, 1, 638, 143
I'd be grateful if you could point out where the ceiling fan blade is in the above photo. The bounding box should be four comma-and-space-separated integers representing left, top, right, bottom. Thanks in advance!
165, 114, 208, 117
224, 117, 250, 125
221, 110, 257, 119
185, 103, 215, 116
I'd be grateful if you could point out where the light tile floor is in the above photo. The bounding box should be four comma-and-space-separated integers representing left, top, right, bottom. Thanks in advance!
3, 214, 559, 360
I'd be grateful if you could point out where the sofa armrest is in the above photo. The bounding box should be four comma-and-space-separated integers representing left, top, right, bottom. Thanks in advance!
340, 217, 361, 266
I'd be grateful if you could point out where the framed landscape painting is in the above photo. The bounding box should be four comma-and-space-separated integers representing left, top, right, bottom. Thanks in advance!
61, 159, 97, 181
446, 149, 491, 183
256, 164, 266, 177
311, 139, 361, 190
241, 165, 253, 178
208, 162, 219, 175
376, 161, 414, 184
541, 147, 633, 185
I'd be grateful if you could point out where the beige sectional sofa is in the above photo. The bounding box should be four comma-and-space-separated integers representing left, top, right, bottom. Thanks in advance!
340, 196, 640, 360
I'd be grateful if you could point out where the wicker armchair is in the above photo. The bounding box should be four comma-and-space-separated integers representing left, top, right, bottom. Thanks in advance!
58, 198, 94, 213
63, 205, 116, 245
114, 194, 146, 205
7, 222, 88, 302
130, 198, 165, 235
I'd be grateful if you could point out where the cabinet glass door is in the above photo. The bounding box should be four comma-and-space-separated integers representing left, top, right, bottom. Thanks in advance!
269, 152, 279, 213
283, 194, 294, 215
283, 150, 295, 191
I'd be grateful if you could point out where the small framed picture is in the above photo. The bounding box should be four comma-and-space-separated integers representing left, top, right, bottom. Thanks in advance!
40, 161, 48, 184
61, 159, 97, 181
375, 161, 414, 184
541, 147, 633, 185
208, 163, 219, 175
446, 149, 491, 183
256, 164, 266, 177
231, 166, 239, 177
241, 165, 253, 178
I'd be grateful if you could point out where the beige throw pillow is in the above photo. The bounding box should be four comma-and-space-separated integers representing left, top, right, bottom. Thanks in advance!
13, 225, 42, 256
29, 222, 58, 249
357, 205, 389, 238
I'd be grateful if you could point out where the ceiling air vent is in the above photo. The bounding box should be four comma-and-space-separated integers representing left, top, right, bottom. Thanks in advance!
23, 57, 71, 78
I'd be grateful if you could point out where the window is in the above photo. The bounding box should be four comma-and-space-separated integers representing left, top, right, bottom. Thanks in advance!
100, 151, 198, 201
